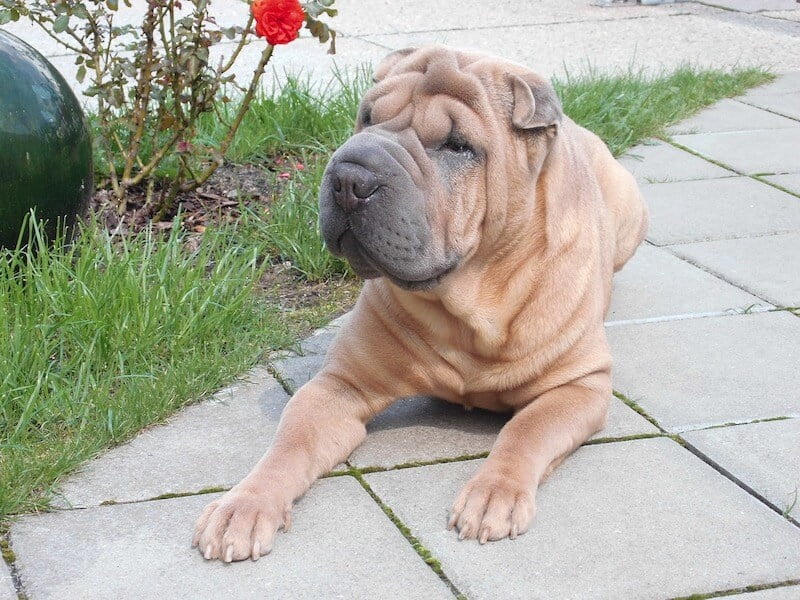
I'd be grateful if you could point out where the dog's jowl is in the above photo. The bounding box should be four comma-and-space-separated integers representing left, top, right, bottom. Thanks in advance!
193, 46, 648, 562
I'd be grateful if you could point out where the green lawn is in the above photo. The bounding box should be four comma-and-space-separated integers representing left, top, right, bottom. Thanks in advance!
0, 64, 773, 521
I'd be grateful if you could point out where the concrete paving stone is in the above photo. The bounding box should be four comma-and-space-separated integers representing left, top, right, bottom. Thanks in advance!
741, 92, 800, 121
0, 2, 251, 58
332, 0, 689, 36
766, 173, 800, 195
732, 586, 800, 599
350, 395, 656, 469
10, 477, 452, 600
748, 71, 800, 95
617, 140, 732, 184
608, 311, 800, 432
666, 98, 799, 134
671, 233, 800, 307
272, 352, 326, 394
697, 0, 800, 12
738, 74, 800, 121
684, 418, 800, 519
672, 129, 800, 175
365, 437, 800, 600
607, 243, 767, 321
363, 15, 800, 78
641, 176, 800, 245
8, 33, 383, 102
0, 562, 15, 600
54, 368, 295, 508
764, 10, 800, 22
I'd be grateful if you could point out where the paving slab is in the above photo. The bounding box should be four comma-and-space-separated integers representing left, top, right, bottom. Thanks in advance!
608, 311, 800, 432
607, 243, 767, 321
365, 437, 800, 600
766, 173, 800, 195
671, 233, 800, 307
733, 586, 800, 599
741, 71, 800, 98
46, 35, 383, 101
698, 0, 800, 12
684, 418, 800, 519
666, 98, 799, 134
332, 0, 688, 36
642, 176, 800, 245
10, 477, 452, 600
672, 129, 800, 175
0, 562, 14, 600
272, 352, 327, 394
350, 395, 657, 469
765, 10, 800, 22
54, 368, 295, 508
739, 92, 800, 121
363, 15, 800, 78
737, 72, 800, 121
617, 140, 732, 184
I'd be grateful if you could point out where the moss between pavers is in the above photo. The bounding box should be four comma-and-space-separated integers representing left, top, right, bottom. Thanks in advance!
350, 470, 466, 600
584, 432, 665, 446
691, 415, 792, 432
0, 536, 15, 564
612, 391, 666, 432
665, 139, 742, 174
356, 452, 490, 475
670, 578, 800, 599
754, 175, 800, 201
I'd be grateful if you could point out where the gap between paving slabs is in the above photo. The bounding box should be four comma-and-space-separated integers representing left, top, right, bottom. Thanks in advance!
275, 335, 800, 599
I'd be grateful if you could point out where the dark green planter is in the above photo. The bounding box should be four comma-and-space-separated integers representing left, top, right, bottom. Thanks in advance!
0, 29, 92, 248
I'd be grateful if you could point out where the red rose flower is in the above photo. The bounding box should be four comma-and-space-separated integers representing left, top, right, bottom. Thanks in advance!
252, 0, 305, 45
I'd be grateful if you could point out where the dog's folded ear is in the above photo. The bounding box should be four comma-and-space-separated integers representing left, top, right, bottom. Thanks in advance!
373, 47, 418, 83
509, 73, 563, 132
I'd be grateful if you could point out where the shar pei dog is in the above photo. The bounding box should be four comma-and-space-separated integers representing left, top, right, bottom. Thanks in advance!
194, 45, 648, 562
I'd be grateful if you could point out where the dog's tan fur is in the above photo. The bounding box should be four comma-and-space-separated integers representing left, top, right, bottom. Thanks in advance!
193, 46, 648, 561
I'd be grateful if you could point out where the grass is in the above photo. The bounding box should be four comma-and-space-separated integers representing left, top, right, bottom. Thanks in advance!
554, 65, 773, 156
0, 63, 774, 522
0, 218, 289, 517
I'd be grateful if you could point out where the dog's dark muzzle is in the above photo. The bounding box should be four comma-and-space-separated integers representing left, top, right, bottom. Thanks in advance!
319, 132, 456, 290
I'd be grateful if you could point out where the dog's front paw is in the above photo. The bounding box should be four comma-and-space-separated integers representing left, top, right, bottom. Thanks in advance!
192, 486, 291, 562
448, 472, 535, 544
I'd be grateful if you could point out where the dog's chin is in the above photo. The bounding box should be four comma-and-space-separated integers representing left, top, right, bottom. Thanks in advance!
382, 261, 459, 291
336, 230, 458, 291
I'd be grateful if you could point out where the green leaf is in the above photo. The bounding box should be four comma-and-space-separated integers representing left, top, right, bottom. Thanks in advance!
72, 4, 90, 19
53, 13, 69, 33
106, 0, 118, 10
0, 10, 14, 25
76, 65, 87, 83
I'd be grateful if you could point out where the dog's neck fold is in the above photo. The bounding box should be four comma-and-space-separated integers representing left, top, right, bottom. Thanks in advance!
382, 126, 597, 359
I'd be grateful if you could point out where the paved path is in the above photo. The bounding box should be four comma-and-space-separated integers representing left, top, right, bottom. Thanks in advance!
5, 72, 800, 600
3, 0, 800, 97
3, 2, 800, 599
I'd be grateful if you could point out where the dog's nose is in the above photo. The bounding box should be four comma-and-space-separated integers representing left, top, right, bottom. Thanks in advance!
331, 162, 379, 213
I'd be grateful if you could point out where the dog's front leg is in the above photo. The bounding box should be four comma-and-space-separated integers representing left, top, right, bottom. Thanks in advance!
449, 372, 610, 543
193, 372, 385, 562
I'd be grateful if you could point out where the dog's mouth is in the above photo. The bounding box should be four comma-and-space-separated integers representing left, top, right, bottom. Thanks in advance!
335, 228, 458, 291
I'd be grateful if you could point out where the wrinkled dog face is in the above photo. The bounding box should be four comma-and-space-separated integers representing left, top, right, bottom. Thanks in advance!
318, 46, 562, 291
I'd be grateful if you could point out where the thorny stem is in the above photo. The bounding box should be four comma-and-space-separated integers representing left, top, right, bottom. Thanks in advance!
220, 14, 255, 74
122, 4, 160, 188
187, 44, 275, 191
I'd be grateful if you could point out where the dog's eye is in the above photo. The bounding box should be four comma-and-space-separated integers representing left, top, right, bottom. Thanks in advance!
360, 106, 372, 127
441, 135, 474, 156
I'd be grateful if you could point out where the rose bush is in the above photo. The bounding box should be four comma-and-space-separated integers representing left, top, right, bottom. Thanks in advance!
0, 0, 337, 219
